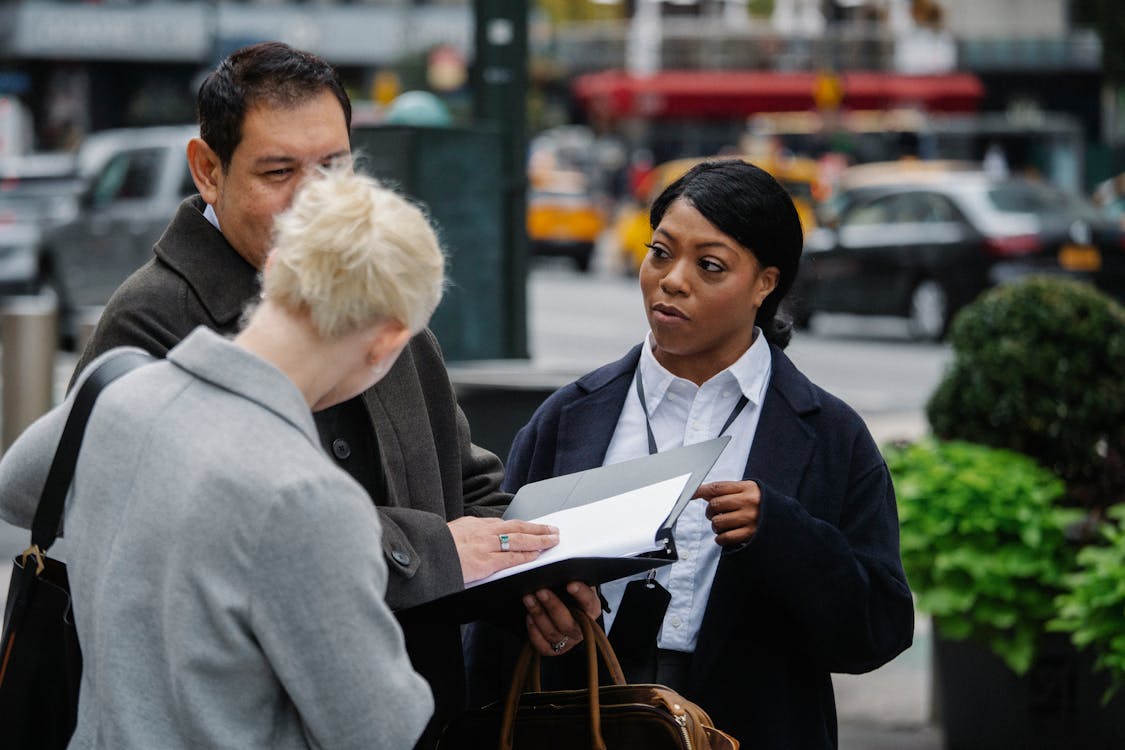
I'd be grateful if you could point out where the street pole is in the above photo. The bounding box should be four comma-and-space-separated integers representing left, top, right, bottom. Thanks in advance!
472, 0, 529, 360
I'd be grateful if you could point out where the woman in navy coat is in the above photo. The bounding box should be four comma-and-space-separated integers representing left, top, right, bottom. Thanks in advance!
505, 160, 915, 748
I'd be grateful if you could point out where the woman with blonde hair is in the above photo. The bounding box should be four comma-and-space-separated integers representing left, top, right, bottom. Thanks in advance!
0, 170, 444, 749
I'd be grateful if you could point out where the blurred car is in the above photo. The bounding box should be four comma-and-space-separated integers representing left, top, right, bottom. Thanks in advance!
526, 170, 605, 273
38, 124, 198, 345
814, 159, 980, 227
0, 153, 85, 296
792, 164, 1125, 341
613, 154, 822, 273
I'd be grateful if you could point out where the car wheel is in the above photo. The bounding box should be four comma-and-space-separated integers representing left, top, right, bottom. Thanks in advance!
574, 243, 594, 273
34, 263, 75, 351
908, 279, 949, 342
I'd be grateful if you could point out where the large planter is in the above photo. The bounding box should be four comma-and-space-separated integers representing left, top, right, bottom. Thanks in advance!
933, 623, 1125, 749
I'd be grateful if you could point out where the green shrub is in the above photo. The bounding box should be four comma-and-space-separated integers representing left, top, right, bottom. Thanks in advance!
886, 439, 1083, 674
925, 277, 1125, 514
1050, 504, 1125, 702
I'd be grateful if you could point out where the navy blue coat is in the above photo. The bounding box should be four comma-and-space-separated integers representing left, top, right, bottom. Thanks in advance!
502, 343, 915, 749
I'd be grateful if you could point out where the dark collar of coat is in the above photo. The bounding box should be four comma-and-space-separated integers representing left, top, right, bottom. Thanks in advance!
153, 196, 260, 329
745, 341, 820, 499
554, 340, 822, 485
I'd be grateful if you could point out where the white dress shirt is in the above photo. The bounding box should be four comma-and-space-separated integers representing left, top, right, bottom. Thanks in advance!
600, 329, 772, 652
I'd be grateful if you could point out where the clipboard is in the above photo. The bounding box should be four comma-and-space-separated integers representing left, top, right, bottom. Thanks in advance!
398, 436, 730, 625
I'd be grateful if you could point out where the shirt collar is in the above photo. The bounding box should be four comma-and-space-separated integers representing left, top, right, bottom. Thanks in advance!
203, 202, 221, 231
638, 328, 772, 412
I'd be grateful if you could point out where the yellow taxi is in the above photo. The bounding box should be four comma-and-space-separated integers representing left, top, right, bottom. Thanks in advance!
526, 169, 605, 273
613, 154, 822, 273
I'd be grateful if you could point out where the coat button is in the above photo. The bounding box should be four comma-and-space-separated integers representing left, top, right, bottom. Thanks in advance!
391, 550, 411, 566
331, 438, 351, 460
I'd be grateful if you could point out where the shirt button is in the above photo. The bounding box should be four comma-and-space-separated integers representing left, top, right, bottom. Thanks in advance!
391, 550, 411, 566
332, 438, 351, 460
671, 616, 682, 628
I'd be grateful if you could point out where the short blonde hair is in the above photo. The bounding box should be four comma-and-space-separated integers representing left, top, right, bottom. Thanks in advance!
265, 169, 445, 338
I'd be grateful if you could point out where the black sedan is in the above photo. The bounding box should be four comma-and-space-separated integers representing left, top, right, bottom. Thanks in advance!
791, 170, 1125, 340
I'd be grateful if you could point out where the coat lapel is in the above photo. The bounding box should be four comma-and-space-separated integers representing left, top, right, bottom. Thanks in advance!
360, 341, 427, 509
741, 353, 818, 497
553, 346, 641, 476
154, 197, 259, 331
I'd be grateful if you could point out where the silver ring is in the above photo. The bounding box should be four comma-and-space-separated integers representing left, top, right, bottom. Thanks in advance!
552, 636, 569, 654
499, 533, 510, 552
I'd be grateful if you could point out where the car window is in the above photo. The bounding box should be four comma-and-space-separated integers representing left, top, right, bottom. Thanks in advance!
1102, 195, 1125, 223
843, 195, 899, 226
89, 148, 163, 207
987, 181, 1098, 220
899, 192, 959, 223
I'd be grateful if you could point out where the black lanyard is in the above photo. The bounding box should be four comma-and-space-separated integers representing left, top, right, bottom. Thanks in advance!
634, 369, 749, 456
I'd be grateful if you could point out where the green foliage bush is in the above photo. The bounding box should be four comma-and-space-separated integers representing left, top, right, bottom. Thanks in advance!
925, 277, 1125, 513
886, 439, 1083, 674
1051, 504, 1125, 702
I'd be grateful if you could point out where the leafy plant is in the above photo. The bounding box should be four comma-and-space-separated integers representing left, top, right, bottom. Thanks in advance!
886, 439, 1084, 674
1051, 504, 1125, 702
926, 277, 1125, 516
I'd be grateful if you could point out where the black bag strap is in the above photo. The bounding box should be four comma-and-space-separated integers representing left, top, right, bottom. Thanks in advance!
29, 350, 155, 552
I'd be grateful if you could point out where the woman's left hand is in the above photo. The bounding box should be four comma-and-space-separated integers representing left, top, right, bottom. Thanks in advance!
696, 480, 762, 547
523, 582, 602, 658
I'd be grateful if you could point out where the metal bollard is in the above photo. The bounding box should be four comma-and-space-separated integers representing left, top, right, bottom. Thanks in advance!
1, 293, 58, 452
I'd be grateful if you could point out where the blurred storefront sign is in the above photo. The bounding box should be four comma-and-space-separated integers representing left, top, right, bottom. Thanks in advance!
10, 4, 210, 61
573, 69, 985, 120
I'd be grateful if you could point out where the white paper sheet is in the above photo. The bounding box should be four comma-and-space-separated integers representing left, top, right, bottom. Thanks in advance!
467, 473, 691, 588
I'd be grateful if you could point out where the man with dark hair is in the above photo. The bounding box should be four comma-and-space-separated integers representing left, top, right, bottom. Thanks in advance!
196, 43, 353, 172
75, 41, 598, 749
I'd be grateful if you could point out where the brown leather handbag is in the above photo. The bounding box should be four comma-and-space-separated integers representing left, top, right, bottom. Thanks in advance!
438, 610, 738, 750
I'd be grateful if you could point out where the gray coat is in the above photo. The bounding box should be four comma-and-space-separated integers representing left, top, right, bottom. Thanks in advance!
0, 329, 433, 749
71, 196, 510, 746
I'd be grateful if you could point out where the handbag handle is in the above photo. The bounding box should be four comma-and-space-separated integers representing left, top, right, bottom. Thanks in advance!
498, 609, 627, 750
22, 350, 154, 570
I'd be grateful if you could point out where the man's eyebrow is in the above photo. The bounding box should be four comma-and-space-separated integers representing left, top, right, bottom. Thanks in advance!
252, 155, 298, 168
251, 150, 351, 168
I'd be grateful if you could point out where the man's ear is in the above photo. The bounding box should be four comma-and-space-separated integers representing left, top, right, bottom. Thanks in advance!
187, 137, 222, 205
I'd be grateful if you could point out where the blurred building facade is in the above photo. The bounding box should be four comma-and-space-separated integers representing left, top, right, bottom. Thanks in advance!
0, 0, 473, 150
529, 0, 1107, 187
0, 0, 1112, 181
543, 1, 1100, 130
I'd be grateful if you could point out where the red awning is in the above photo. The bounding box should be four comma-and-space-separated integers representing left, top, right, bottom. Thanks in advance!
572, 70, 984, 120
